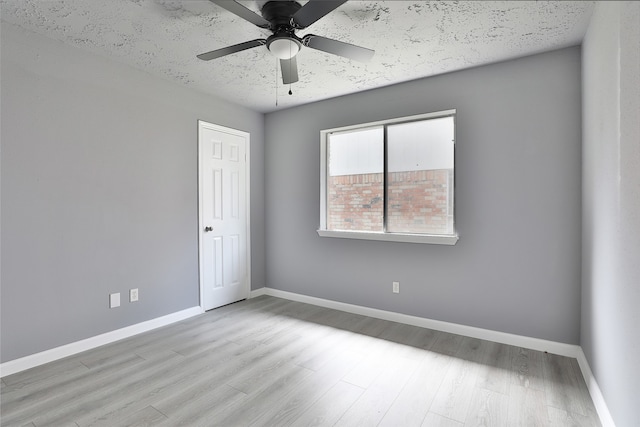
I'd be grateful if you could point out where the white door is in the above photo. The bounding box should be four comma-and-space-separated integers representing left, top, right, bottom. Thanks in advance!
198, 121, 250, 311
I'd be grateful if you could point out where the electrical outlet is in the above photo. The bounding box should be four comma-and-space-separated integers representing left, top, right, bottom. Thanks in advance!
392, 281, 400, 294
130, 288, 139, 302
109, 293, 120, 308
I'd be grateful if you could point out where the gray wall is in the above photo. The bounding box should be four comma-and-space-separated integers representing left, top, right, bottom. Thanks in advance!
265, 47, 582, 344
0, 23, 265, 363
581, 2, 640, 426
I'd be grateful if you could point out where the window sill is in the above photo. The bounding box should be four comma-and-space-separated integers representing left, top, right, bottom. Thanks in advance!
316, 229, 459, 245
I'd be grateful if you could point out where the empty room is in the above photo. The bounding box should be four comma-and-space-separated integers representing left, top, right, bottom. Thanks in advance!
1, 1, 638, 426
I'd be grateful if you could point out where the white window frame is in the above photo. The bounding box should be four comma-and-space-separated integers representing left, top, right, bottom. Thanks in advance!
318, 110, 459, 245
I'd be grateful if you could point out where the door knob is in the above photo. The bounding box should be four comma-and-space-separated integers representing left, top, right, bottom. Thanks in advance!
204, 226, 213, 232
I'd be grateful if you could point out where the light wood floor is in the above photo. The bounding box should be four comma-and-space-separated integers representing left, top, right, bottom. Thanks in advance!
1, 296, 600, 427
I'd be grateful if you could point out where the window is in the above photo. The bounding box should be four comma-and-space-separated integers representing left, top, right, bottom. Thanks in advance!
318, 110, 458, 245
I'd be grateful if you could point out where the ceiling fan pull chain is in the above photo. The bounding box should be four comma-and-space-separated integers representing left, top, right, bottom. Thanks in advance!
288, 48, 293, 96
275, 57, 279, 107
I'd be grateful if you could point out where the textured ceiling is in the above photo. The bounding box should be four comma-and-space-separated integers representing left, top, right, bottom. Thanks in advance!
1, 1, 594, 113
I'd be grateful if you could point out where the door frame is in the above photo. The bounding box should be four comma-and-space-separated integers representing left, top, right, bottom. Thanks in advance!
197, 120, 251, 310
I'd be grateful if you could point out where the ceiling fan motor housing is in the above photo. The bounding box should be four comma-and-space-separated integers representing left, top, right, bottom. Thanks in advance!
261, 1, 303, 28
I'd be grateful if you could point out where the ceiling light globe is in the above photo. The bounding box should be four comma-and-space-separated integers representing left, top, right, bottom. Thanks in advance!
268, 38, 300, 60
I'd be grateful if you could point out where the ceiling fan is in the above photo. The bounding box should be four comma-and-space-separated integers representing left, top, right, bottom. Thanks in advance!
197, 0, 375, 84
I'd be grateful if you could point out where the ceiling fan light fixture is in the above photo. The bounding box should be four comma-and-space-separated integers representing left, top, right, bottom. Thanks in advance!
267, 37, 301, 60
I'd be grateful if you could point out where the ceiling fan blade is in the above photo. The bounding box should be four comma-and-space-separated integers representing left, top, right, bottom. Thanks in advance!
280, 57, 299, 84
292, 0, 347, 28
197, 39, 266, 61
208, 0, 270, 28
303, 34, 374, 62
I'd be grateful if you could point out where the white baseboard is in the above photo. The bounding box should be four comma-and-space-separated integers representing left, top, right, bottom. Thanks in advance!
255, 287, 614, 427
576, 348, 616, 427
259, 288, 581, 357
249, 287, 267, 298
0, 306, 203, 377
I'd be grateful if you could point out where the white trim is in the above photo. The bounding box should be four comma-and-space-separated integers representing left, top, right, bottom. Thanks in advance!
197, 121, 252, 310
0, 307, 203, 377
322, 109, 457, 135
197, 120, 206, 310
319, 130, 328, 230
317, 229, 459, 245
576, 348, 616, 427
260, 288, 580, 357
249, 288, 268, 298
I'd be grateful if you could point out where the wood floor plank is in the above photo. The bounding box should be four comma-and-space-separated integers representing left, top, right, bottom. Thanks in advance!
27, 352, 185, 426
153, 384, 247, 427
340, 341, 391, 389
568, 357, 602, 426
89, 341, 252, 425
455, 337, 490, 363
429, 337, 490, 423
293, 314, 379, 372
428, 356, 478, 423
476, 341, 512, 396
0, 296, 601, 427
0, 353, 149, 425
464, 388, 509, 427
421, 412, 464, 427
79, 340, 261, 426
260, 318, 325, 348
1, 356, 88, 388
150, 352, 249, 418
547, 405, 601, 427
402, 324, 441, 352
338, 322, 401, 391
171, 334, 234, 358
350, 316, 392, 338
117, 405, 168, 426
226, 307, 299, 345
334, 355, 420, 426
510, 346, 545, 391
225, 331, 316, 395
542, 353, 593, 417
211, 363, 314, 426
250, 346, 363, 426
70, 312, 223, 367
377, 322, 434, 361
507, 384, 549, 427
1, 362, 89, 410
294, 329, 356, 372
430, 331, 465, 356
378, 350, 451, 427
289, 380, 364, 427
